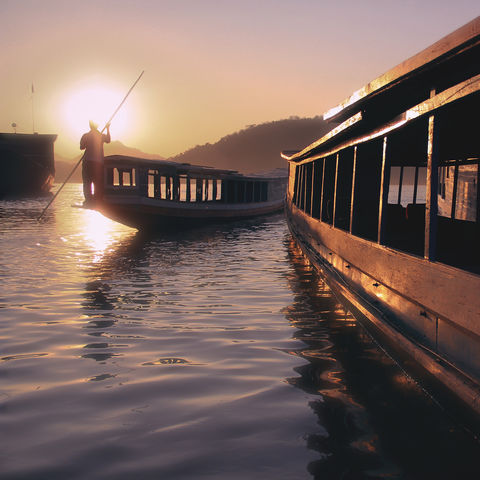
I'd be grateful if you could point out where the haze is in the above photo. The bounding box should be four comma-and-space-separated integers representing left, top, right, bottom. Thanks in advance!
1, 0, 478, 159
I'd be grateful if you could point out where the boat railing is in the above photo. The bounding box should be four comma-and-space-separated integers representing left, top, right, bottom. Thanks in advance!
104, 162, 279, 205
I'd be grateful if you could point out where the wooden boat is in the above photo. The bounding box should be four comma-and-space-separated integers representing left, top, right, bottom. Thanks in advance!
283, 17, 480, 415
94, 155, 287, 229
0, 133, 56, 199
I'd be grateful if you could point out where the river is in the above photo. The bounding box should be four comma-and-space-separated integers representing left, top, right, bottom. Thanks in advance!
1, 184, 479, 479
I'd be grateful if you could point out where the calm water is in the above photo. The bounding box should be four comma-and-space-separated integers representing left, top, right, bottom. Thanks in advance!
1, 184, 480, 480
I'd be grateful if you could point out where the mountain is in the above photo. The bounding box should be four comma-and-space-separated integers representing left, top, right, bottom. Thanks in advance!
170, 116, 333, 174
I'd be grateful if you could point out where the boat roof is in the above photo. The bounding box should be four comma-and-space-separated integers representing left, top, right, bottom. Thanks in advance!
283, 16, 480, 163
324, 16, 480, 123
105, 155, 239, 175
0, 132, 57, 142
105, 155, 288, 180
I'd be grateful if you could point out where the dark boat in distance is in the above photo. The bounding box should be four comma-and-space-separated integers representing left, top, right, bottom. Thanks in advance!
0, 133, 56, 199
94, 155, 287, 229
283, 17, 480, 415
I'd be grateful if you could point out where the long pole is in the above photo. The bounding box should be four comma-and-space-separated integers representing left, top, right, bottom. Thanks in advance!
38, 70, 145, 221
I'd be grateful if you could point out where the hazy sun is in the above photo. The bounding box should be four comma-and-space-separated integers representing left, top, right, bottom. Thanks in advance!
62, 83, 132, 141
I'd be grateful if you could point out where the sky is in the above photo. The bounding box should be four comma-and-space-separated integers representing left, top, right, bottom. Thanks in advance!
1, 0, 478, 159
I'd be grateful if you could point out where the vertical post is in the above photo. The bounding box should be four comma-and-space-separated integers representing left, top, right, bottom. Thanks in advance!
298, 165, 304, 210
349, 146, 358, 233
425, 113, 439, 261
450, 160, 459, 219
413, 166, 419, 204
154, 172, 160, 198
310, 163, 315, 213
292, 165, 298, 205
332, 153, 339, 227
378, 136, 390, 244
186, 176, 191, 202
213, 178, 217, 201
303, 164, 308, 212
397, 166, 404, 205
476, 161, 480, 223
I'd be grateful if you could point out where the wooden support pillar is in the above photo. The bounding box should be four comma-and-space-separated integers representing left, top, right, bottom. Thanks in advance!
425, 113, 440, 261
213, 178, 217, 201
297, 165, 303, 209
413, 166, 419, 204
333, 153, 339, 227
186, 176, 191, 202
165, 176, 171, 200
106, 168, 113, 186
477, 160, 480, 223
349, 146, 357, 233
378, 137, 390, 244
397, 166, 404, 205
450, 160, 459, 219
154, 172, 161, 198
196, 179, 203, 202
304, 165, 309, 212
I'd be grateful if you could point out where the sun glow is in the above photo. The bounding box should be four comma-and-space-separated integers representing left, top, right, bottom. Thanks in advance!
61, 83, 133, 142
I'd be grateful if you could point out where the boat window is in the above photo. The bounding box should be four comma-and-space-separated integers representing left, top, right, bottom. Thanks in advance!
438, 162, 478, 221
351, 140, 382, 242
334, 149, 354, 231
388, 167, 401, 203
121, 169, 136, 187
311, 159, 323, 219
216, 180, 222, 201
292, 165, 300, 206
435, 94, 480, 273
179, 176, 187, 202
321, 156, 336, 225
304, 163, 313, 216
190, 178, 197, 201
207, 179, 214, 201
455, 164, 477, 222
113, 168, 120, 186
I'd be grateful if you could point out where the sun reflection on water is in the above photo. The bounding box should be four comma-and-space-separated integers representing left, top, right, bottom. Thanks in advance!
80, 209, 135, 261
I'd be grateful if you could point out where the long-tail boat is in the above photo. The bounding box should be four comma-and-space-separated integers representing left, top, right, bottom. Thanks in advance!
283, 17, 480, 415
94, 155, 286, 229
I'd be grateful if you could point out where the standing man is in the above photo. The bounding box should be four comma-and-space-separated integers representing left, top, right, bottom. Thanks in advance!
80, 120, 111, 205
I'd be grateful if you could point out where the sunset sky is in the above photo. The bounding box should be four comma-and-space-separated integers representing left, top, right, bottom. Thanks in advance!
1, 1, 478, 159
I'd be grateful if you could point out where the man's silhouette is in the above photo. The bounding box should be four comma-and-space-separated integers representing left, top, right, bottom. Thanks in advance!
80, 120, 111, 205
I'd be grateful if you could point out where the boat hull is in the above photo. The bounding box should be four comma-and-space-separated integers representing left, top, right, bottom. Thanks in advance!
98, 195, 285, 229
286, 199, 480, 415
0, 133, 56, 199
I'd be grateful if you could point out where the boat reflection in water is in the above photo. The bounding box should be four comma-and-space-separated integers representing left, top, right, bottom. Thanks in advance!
284, 236, 480, 479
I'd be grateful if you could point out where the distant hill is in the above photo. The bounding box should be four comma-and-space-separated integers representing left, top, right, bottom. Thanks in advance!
54, 141, 165, 183
54, 117, 334, 182
171, 116, 333, 174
